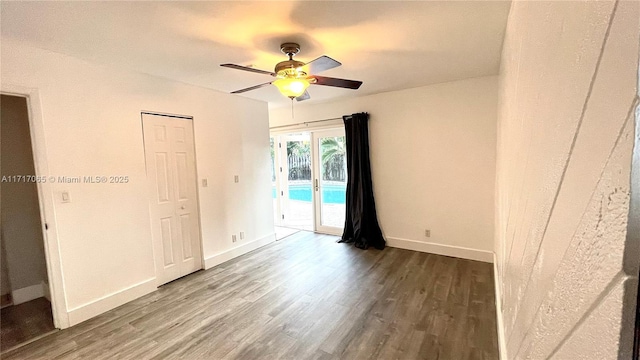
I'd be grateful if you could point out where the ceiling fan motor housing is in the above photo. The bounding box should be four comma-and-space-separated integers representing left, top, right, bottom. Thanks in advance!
275, 60, 306, 77
276, 42, 307, 77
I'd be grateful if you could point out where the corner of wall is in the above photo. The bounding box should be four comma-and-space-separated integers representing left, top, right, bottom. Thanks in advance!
493, 253, 508, 360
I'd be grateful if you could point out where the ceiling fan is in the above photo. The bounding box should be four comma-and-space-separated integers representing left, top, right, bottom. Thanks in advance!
221, 43, 363, 101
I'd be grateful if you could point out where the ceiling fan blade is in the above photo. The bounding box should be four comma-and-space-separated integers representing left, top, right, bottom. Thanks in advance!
230, 82, 273, 94
310, 75, 362, 89
296, 90, 310, 102
220, 64, 276, 77
300, 56, 341, 74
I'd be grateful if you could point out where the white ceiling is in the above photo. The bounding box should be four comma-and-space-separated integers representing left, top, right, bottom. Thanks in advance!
1, 1, 510, 107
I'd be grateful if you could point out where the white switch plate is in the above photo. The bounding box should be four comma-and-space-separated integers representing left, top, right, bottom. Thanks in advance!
240, 232, 244, 240
425, 229, 431, 237
234, 175, 239, 183
61, 191, 71, 203
202, 178, 208, 187
232, 234, 237, 242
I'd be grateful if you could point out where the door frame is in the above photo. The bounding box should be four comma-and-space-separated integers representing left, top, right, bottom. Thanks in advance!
270, 126, 345, 236
312, 128, 346, 236
140, 112, 205, 287
1, 84, 69, 329
270, 136, 283, 227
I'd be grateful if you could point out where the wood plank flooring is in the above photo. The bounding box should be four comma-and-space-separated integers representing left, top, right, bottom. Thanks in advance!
1, 297, 56, 351
2, 232, 498, 359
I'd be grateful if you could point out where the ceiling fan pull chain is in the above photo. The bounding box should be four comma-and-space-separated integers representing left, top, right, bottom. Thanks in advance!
291, 98, 294, 119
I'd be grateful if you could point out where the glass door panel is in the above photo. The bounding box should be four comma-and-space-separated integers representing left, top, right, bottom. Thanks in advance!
313, 129, 347, 235
281, 133, 313, 231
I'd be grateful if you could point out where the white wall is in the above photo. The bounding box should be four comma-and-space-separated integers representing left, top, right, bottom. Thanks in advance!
495, 1, 639, 359
270, 76, 497, 261
1, 94, 49, 295
1, 39, 274, 326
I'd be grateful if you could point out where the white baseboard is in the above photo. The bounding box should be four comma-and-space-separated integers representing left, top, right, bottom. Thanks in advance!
494, 254, 508, 360
66, 278, 156, 326
12, 283, 46, 305
386, 237, 493, 263
204, 233, 276, 269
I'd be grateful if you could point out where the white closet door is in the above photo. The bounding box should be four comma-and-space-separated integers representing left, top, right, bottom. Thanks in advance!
142, 114, 202, 285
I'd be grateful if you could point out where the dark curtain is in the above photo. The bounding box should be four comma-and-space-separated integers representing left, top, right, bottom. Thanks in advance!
338, 113, 385, 250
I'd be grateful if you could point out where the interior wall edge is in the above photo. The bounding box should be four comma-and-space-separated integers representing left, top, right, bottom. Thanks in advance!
493, 253, 508, 360
622, 96, 640, 359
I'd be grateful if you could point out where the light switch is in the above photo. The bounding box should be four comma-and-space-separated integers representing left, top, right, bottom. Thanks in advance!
61, 191, 71, 203
234, 175, 239, 183
202, 178, 208, 187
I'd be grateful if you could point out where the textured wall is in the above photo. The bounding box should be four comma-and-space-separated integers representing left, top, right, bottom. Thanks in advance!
495, 1, 639, 359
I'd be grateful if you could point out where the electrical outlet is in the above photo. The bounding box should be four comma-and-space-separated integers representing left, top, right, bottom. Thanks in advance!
202, 178, 208, 187
240, 232, 244, 240
232, 234, 237, 242
425, 229, 431, 237
234, 175, 239, 183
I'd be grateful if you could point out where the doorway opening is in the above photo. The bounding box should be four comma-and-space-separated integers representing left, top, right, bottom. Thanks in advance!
0, 94, 55, 351
271, 128, 347, 238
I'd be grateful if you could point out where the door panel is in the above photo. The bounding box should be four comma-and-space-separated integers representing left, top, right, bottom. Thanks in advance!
160, 217, 174, 266
279, 134, 314, 231
175, 153, 189, 199
155, 153, 170, 202
143, 114, 202, 285
313, 129, 347, 235
180, 214, 193, 259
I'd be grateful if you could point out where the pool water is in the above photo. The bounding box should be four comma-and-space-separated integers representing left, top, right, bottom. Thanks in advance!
272, 184, 346, 204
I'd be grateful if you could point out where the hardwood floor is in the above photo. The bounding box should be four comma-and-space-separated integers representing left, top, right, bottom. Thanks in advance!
1, 297, 56, 351
2, 232, 498, 359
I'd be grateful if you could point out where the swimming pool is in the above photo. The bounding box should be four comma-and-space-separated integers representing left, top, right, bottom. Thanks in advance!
272, 183, 346, 204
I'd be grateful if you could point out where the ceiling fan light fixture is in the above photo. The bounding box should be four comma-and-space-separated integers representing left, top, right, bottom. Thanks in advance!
273, 77, 310, 98
222, 42, 361, 101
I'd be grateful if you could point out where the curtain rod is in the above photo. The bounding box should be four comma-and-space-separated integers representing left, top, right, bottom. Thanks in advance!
269, 116, 349, 130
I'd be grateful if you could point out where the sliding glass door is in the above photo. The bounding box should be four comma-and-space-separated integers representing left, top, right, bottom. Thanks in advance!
271, 128, 346, 235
